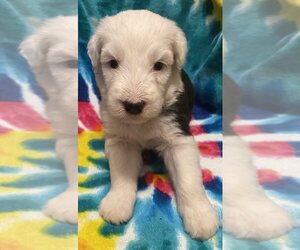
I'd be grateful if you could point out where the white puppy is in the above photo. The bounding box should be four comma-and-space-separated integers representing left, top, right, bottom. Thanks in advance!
88, 10, 219, 240
19, 16, 78, 224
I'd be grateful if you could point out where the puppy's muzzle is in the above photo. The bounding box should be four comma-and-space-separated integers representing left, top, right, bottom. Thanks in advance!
122, 101, 146, 115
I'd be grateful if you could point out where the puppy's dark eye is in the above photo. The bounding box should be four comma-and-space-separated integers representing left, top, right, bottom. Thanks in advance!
109, 59, 118, 69
153, 62, 164, 71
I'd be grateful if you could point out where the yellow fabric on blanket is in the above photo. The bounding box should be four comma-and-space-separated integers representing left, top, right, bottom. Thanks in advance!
0, 131, 54, 168
78, 130, 104, 194
0, 131, 77, 250
0, 212, 76, 250
79, 212, 117, 250
79, 130, 117, 249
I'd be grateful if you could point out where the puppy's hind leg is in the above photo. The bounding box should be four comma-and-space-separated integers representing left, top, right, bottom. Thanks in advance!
223, 136, 294, 240
162, 136, 219, 240
223, 75, 294, 239
99, 138, 141, 224
43, 137, 78, 224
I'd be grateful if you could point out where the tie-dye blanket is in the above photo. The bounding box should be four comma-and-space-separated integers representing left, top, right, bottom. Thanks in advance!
0, 97, 77, 250
0, 1, 77, 249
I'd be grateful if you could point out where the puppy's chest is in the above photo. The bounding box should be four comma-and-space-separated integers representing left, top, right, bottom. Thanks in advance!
105, 118, 178, 149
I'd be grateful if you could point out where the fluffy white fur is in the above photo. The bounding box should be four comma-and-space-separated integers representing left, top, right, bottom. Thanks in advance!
223, 135, 294, 240
19, 16, 78, 224
88, 10, 219, 240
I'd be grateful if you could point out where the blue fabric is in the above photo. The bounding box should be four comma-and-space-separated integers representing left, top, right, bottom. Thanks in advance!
0, 0, 77, 98
224, 0, 300, 114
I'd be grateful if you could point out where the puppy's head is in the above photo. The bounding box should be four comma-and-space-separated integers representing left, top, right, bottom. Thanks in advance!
20, 16, 78, 116
88, 10, 187, 124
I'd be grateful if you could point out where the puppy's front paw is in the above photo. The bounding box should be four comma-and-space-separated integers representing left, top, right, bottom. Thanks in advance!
44, 190, 78, 224
224, 199, 294, 240
179, 202, 219, 240
99, 190, 136, 225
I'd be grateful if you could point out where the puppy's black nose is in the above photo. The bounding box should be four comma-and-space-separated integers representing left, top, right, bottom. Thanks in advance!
123, 101, 145, 115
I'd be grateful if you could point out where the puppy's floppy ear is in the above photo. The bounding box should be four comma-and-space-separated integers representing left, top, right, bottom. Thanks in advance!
87, 33, 102, 71
87, 31, 107, 94
172, 26, 187, 69
19, 34, 45, 68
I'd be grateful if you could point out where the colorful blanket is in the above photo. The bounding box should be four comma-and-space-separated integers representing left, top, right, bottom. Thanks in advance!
2, 0, 299, 249
0, 0, 77, 249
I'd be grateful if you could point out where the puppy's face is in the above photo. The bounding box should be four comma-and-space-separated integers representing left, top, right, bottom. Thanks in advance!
20, 16, 78, 117
88, 10, 187, 124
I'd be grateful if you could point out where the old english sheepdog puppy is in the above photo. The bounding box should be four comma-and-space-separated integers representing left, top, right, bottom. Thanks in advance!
88, 10, 219, 239
20, 16, 78, 224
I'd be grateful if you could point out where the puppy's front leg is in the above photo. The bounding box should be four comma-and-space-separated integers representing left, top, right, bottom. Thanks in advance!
100, 138, 141, 224
44, 137, 78, 224
162, 136, 219, 240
